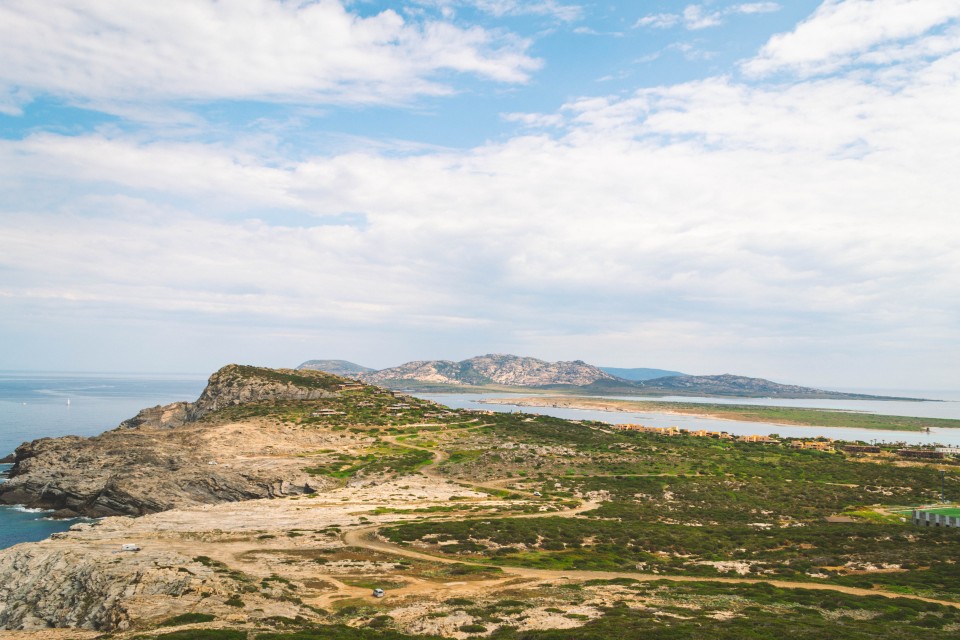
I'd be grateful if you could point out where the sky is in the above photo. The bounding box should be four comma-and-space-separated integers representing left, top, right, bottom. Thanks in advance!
1, 0, 958, 390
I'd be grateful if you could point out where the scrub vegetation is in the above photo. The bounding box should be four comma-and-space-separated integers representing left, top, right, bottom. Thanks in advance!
108, 368, 960, 639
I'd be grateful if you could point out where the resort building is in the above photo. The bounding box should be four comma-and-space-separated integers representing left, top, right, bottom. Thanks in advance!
790, 441, 835, 451
737, 435, 778, 444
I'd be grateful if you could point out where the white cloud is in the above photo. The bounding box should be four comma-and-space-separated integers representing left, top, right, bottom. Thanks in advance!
3, 46, 958, 368
744, 0, 960, 76
415, 0, 583, 22
634, 13, 681, 29
732, 2, 782, 15
501, 111, 566, 128
683, 5, 725, 30
470, 0, 583, 21
0, 0, 540, 114
635, 2, 780, 31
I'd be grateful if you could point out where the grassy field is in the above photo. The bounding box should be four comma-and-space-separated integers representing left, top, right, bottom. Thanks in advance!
483, 397, 960, 431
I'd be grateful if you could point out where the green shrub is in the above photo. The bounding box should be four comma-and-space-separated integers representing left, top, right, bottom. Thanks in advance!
159, 612, 216, 627
459, 623, 488, 633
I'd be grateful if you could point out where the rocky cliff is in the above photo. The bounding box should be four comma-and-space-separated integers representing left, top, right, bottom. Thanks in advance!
361, 354, 617, 387
0, 365, 348, 518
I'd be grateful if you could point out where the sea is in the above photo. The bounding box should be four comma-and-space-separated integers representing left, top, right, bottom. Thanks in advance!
0, 372, 207, 550
1, 372, 958, 550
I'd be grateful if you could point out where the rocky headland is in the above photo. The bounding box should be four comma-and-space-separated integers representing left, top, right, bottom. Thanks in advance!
0, 365, 356, 518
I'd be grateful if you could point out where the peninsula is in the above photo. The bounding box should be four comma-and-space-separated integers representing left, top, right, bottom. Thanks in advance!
479, 396, 960, 432
1, 365, 958, 640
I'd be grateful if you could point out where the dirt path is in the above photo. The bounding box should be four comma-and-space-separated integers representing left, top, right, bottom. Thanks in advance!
339, 437, 960, 610
343, 522, 960, 609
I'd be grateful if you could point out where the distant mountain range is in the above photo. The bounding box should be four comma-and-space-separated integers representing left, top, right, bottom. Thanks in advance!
362, 354, 613, 387
296, 354, 921, 400
298, 359, 376, 377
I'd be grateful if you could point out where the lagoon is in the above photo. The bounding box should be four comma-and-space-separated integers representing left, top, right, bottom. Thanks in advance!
412, 391, 960, 448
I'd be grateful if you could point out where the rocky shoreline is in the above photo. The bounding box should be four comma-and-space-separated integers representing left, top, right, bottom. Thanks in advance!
0, 365, 343, 518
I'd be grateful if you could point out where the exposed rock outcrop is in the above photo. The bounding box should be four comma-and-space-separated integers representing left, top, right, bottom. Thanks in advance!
0, 543, 205, 631
0, 365, 346, 517
119, 365, 338, 430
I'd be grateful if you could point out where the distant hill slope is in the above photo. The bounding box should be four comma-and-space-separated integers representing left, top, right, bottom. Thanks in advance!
298, 359, 376, 377
600, 367, 686, 381
297, 355, 921, 400
362, 354, 617, 387
634, 374, 918, 400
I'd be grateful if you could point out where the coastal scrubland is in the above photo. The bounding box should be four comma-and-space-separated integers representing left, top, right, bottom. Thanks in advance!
2, 366, 958, 640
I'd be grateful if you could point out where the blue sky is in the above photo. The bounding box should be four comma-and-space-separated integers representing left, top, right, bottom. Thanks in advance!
1, 0, 958, 389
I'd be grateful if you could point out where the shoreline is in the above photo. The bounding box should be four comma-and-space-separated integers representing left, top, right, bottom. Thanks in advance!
477, 396, 957, 433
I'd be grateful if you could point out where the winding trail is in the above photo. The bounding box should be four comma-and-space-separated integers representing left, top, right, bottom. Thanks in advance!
340, 434, 960, 610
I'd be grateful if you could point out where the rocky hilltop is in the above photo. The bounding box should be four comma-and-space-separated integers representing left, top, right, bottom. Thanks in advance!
357, 354, 617, 387
0, 365, 358, 518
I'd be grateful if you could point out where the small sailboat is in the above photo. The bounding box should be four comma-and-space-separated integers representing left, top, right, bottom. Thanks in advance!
66, 398, 71, 406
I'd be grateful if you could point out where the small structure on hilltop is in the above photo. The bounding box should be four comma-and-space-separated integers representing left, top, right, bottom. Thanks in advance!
912, 508, 960, 529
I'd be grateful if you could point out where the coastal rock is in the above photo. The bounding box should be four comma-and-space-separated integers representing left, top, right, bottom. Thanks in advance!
118, 401, 190, 430
185, 365, 337, 422
0, 544, 200, 630
0, 365, 345, 517
0, 523, 262, 633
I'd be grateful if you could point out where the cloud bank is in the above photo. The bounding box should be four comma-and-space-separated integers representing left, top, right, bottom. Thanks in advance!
0, 0, 539, 115
0, 0, 958, 386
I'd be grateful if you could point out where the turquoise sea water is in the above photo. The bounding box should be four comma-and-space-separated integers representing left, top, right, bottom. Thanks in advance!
0, 372, 206, 549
